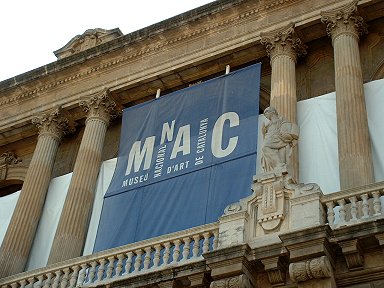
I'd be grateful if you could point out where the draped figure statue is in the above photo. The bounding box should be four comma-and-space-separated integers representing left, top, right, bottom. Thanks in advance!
261, 107, 299, 173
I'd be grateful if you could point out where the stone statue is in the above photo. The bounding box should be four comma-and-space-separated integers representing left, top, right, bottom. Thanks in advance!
261, 107, 299, 174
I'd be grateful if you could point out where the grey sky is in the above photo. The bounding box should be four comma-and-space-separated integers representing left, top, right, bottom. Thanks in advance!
0, 0, 215, 81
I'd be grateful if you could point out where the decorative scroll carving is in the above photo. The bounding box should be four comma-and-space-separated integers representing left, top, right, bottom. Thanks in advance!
32, 107, 75, 141
54, 28, 123, 59
210, 275, 252, 288
289, 256, 332, 283
0, 152, 21, 166
321, 0, 367, 40
260, 107, 299, 175
0, 152, 21, 180
260, 23, 307, 62
80, 89, 120, 124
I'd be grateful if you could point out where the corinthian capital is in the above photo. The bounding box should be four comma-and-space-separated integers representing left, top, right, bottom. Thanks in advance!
321, 0, 367, 41
32, 107, 75, 141
260, 23, 307, 63
289, 256, 332, 283
80, 88, 120, 124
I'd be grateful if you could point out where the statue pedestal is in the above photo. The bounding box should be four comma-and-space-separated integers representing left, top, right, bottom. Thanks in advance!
217, 169, 325, 249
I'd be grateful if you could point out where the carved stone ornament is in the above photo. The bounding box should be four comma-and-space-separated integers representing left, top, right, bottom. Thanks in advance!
0, 152, 21, 180
32, 107, 75, 141
260, 23, 307, 62
289, 256, 332, 283
254, 173, 286, 232
54, 28, 123, 59
80, 89, 120, 124
210, 275, 252, 288
321, 0, 367, 41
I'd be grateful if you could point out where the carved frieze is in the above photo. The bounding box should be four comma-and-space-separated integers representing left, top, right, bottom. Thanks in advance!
54, 28, 123, 59
210, 275, 252, 288
32, 107, 75, 141
321, 0, 367, 41
0, 152, 21, 180
260, 23, 307, 62
79, 89, 120, 124
289, 256, 332, 283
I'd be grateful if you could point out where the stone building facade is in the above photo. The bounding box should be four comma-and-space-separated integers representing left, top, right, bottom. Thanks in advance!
1, 0, 384, 287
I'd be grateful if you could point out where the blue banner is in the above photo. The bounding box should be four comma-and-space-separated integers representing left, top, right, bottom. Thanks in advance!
94, 64, 261, 251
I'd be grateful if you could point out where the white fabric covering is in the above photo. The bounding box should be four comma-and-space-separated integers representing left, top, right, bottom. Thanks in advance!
25, 173, 72, 271
0, 191, 20, 245
0, 78, 383, 270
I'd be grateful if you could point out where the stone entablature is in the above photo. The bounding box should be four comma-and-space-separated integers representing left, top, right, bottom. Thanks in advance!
0, 0, 382, 149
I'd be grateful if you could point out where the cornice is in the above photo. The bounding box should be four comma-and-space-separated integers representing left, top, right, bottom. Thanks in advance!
0, 0, 300, 108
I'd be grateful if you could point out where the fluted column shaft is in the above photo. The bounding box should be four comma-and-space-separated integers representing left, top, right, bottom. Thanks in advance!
322, 1, 373, 189
261, 24, 306, 180
270, 53, 297, 123
0, 109, 70, 277
48, 90, 117, 264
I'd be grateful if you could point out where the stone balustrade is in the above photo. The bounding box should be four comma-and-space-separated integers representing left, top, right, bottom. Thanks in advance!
0, 223, 218, 288
322, 181, 384, 228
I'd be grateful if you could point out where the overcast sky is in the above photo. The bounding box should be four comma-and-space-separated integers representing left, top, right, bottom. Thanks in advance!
0, 0, 215, 81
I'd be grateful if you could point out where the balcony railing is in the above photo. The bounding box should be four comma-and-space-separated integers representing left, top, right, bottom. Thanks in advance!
0, 223, 219, 288
321, 181, 384, 228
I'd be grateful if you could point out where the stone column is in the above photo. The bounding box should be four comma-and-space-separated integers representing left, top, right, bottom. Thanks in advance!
0, 108, 72, 277
48, 89, 117, 264
261, 23, 306, 180
321, 1, 373, 189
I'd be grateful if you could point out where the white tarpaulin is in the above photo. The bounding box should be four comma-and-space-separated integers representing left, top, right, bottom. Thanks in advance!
0, 78, 383, 270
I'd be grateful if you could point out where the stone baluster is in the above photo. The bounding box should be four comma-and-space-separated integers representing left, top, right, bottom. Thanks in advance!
143, 247, 152, 270
261, 23, 306, 180
372, 191, 382, 216
163, 242, 171, 265
78, 264, 88, 285
43, 273, 53, 288
124, 252, 133, 274
0, 108, 72, 277
52, 271, 61, 288
61, 268, 70, 288
192, 235, 201, 258
172, 240, 181, 264
321, 1, 373, 189
153, 245, 162, 268
48, 89, 118, 264
134, 249, 143, 272
361, 194, 369, 218
69, 265, 80, 288
338, 199, 346, 225
326, 202, 335, 226
115, 254, 124, 276
106, 256, 115, 279
349, 196, 358, 221
88, 261, 97, 283
35, 276, 44, 288
213, 230, 219, 250
182, 237, 191, 261
19, 280, 27, 288
28, 277, 36, 288
202, 232, 210, 253
10, 283, 18, 288
97, 259, 107, 281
